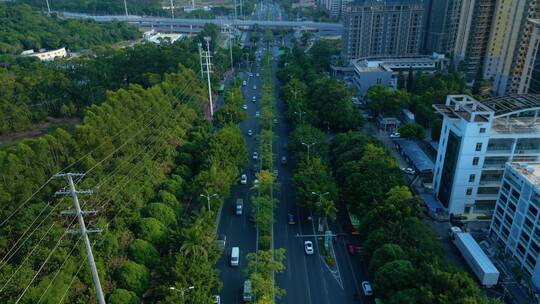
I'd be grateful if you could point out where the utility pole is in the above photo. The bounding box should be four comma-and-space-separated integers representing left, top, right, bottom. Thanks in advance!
233, 0, 237, 20
45, 0, 51, 15
203, 37, 214, 117
226, 24, 234, 72
54, 173, 105, 304
191, 0, 195, 9
198, 43, 204, 78
240, 0, 243, 19
123, 0, 128, 16
169, 0, 175, 33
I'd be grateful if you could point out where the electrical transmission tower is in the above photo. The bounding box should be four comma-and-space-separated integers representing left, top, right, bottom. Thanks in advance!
54, 173, 105, 304
200, 37, 214, 117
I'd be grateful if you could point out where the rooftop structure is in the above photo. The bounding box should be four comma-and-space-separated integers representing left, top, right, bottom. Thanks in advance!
351, 54, 446, 96
21, 47, 68, 61
432, 94, 540, 215
490, 162, 540, 291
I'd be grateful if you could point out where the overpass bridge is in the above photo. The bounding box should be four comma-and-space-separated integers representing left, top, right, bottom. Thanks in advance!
62, 12, 342, 34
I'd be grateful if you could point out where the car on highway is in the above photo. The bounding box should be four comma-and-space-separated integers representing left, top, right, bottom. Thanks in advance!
249, 72, 253, 77
253, 85, 257, 90
240, 174, 247, 184
247, 129, 253, 136
287, 214, 296, 225
252, 96, 256, 103
401, 167, 416, 175
273, 118, 278, 124
346, 243, 356, 255
273, 169, 278, 178
256, 73, 260, 77
389, 132, 401, 138
242, 104, 248, 110
252, 151, 258, 160
304, 241, 314, 255
281, 156, 287, 165
230, 247, 240, 266
362, 281, 373, 296
255, 111, 260, 117
243, 80, 247, 86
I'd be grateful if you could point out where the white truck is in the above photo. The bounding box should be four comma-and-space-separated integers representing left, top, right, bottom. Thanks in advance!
449, 227, 499, 287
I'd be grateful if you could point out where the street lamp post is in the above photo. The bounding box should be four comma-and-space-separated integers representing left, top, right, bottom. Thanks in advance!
301, 141, 319, 159
170, 286, 195, 298
294, 110, 306, 122
200, 192, 218, 211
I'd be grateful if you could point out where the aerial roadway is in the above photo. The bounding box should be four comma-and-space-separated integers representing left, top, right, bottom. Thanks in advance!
214, 4, 373, 302
61, 12, 343, 32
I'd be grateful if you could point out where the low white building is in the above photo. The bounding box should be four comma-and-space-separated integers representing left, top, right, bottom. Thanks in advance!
352, 54, 446, 97
21, 47, 68, 61
489, 162, 540, 291
144, 32, 184, 45
432, 94, 540, 215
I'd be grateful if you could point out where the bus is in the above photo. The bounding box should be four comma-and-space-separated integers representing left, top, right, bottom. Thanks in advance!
347, 207, 360, 235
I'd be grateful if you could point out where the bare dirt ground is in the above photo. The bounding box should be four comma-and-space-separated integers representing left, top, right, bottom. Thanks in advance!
0, 117, 81, 146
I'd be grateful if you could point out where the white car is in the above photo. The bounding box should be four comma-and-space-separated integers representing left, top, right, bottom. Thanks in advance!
213, 295, 221, 304
249, 73, 253, 77
247, 129, 253, 136
304, 241, 314, 255
252, 96, 257, 102
401, 167, 416, 175
389, 132, 401, 138
240, 174, 247, 184
242, 104, 248, 110
253, 85, 257, 90
256, 73, 260, 77
252, 152, 258, 160
255, 111, 260, 117
362, 281, 373, 296
243, 80, 247, 86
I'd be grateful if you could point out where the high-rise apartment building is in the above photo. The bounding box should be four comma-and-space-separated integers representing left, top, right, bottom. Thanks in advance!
341, 0, 426, 64
518, 19, 540, 94
452, 0, 497, 80
489, 162, 540, 289
424, 0, 463, 54
432, 94, 540, 215
484, 0, 540, 96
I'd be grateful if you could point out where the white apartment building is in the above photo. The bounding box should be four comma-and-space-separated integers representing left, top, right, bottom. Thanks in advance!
432, 94, 540, 215
489, 162, 540, 291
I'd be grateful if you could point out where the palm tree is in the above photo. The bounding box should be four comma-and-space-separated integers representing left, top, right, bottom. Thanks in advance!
316, 197, 337, 229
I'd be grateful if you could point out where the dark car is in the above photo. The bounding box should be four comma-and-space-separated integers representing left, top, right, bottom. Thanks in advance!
281, 156, 287, 165
287, 214, 296, 225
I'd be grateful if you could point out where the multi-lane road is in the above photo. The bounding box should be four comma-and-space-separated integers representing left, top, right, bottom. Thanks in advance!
215, 31, 374, 303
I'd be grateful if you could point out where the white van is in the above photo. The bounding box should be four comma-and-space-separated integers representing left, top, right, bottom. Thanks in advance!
230, 247, 240, 266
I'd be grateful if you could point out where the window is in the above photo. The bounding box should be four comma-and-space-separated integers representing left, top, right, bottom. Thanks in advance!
472, 157, 479, 166
466, 188, 473, 195
469, 174, 476, 182
476, 143, 482, 151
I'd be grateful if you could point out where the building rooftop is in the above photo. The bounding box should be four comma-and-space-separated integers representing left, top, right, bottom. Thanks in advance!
395, 139, 434, 173
482, 94, 540, 117
509, 162, 540, 188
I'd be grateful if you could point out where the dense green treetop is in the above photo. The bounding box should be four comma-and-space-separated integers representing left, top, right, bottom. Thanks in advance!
0, 3, 139, 55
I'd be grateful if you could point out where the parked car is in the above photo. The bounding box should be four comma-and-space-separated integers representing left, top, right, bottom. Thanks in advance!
287, 214, 296, 225
253, 85, 257, 90
242, 80, 247, 86
401, 167, 416, 175
389, 132, 401, 138
213, 295, 221, 304
256, 73, 260, 77
242, 104, 248, 110
240, 174, 247, 184
362, 281, 373, 296
304, 241, 314, 255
